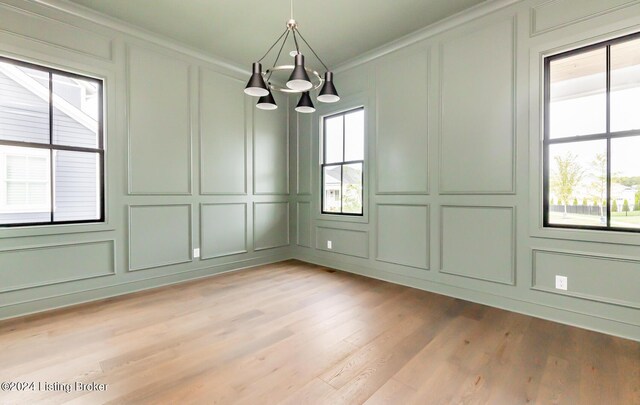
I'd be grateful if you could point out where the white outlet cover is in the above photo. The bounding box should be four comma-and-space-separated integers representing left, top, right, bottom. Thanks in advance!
193, 248, 200, 258
327, 240, 332, 249
555, 275, 567, 290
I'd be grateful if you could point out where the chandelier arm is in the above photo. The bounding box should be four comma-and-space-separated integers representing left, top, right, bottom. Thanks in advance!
294, 28, 329, 71
267, 30, 290, 82
257, 28, 289, 63
292, 29, 301, 54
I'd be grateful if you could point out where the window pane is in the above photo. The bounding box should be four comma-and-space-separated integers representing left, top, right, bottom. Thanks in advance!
0, 145, 51, 224
611, 38, 640, 132
344, 109, 364, 161
549, 48, 606, 139
53, 74, 99, 148
323, 165, 341, 213
548, 140, 607, 227
53, 150, 100, 222
0, 60, 50, 144
611, 136, 640, 229
324, 115, 343, 164
342, 163, 363, 214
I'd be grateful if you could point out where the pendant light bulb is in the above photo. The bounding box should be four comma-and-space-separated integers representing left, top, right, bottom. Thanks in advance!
244, 62, 269, 97
287, 54, 313, 91
256, 87, 278, 110
295, 91, 315, 113
317, 71, 340, 103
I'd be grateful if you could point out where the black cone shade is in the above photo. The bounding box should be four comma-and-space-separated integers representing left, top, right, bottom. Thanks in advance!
287, 54, 313, 91
244, 62, 269, 97
317, 71, 340, 103
256, 88, 277, 110
295, 91, 315, 113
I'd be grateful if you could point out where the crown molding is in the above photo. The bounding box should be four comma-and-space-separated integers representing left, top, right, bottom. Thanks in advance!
333, 0, 522, 73
26, 0, 248, 77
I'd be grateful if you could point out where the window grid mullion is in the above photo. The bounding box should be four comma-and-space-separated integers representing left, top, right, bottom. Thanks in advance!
48, 71, 54, 223
606, 45, 612, 228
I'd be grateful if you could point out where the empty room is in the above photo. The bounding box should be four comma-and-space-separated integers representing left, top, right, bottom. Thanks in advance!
0, 0, 639, 403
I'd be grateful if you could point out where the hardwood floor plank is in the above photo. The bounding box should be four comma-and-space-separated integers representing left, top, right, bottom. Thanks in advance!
0, 260, 636, 405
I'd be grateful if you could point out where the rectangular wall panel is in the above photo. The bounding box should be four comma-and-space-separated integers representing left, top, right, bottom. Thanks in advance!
376, 49, 429, 194
253, 91, 288, 195
532, 250, 640, 308
254, 202, 289, 250
316, 227, 369, 258
441, 206, 515, 284
200, 68, 246, 194
440, 17, 515, 194
128, 46, 191, 194
377, 204, 430, 269
531, 0, 639, 35
0, 3, 112, 60
129, 204, 192, 271
0, 240, 115, 293
296, 113, 312, 195
201, 203, 247, 259
296, 202, 311, 248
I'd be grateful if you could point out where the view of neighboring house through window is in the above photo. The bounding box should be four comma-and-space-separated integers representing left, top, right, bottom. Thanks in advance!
544, 33, 640, 232
321, 107, 364, 215
0, 57, 103, 226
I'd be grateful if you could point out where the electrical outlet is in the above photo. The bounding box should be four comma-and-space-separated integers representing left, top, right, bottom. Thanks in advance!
555, 275, 568, 290
193, 248, 200, 259
327, 240, 332, 250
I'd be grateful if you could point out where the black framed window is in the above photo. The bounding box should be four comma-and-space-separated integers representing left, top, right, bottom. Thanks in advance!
544, 32, 640, 233
321, 107, 364, 216
0, 56, 104, 227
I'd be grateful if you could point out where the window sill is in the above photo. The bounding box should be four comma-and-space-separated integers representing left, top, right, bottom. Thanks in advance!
530, 224, 640, 246
0, 221, 114, 239
317, 212, 369, 224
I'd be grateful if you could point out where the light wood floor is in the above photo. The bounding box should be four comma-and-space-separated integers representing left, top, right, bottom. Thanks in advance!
0, 260, 638, 405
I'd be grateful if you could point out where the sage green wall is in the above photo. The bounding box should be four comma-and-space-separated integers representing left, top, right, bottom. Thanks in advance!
0, 0, 291, 319
290, 0, 640, 341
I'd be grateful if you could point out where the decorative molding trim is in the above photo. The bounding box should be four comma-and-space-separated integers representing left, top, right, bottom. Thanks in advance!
375, 203, 430, 270
253, 202, 290, 251
374, 46, 430, 195
439, 205, 517, 286
296, 113, 312, 196
0, 2, 113, 61
296, 201, 311, 248
315, 226, 369, 258
438, 14, 518, 195
334, 0, 520, 73
125, 45, 193, 196
127, 204, 193, 272
0, 239, 116, 293
531, 248, 640, 309
198, 66, 248, 196
30, 0, 248, 75
199, 203, 248, 260
252, 95, 290, 196
530, 0, 640, 37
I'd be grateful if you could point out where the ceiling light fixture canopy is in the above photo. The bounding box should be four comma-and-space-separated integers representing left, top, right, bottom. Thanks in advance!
243, 0, 339, 113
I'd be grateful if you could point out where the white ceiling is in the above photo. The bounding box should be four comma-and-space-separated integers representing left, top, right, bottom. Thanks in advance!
66, 0, 488, 68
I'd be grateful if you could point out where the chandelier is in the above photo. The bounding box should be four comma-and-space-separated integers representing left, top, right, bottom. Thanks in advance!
243, 0, 340, 113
